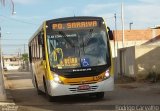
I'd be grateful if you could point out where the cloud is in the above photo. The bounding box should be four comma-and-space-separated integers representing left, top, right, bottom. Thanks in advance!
11, 15, 44, 20
13, 0, 33, 4
138, 0, 160, 4
4, 15, 45, 26
124, 3, 160, 28
52, 7, 75, 18
83, 3, 117, 15
80, 2, 160, 29
80, 3, 118, 29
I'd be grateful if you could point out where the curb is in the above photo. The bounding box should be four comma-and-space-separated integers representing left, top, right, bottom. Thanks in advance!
1, 73, 15, 104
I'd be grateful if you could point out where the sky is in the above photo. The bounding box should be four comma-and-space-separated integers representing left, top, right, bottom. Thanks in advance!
0, 0, 160, 55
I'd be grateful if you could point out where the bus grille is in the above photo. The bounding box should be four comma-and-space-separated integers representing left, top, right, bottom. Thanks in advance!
69, 85, 98, 92
67, 81, 97, 85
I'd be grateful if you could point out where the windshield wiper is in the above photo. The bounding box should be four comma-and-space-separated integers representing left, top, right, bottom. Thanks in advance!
59, 31, 75, 47
78, 29, 93, 48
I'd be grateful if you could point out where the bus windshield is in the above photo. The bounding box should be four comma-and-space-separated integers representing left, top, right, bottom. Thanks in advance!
47, 28, 109, 69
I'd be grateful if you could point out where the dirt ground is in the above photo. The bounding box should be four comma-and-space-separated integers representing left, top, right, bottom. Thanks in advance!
2, 71, 160, 111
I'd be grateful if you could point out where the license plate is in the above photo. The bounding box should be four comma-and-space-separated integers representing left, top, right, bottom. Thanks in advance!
78, 85, 91, 90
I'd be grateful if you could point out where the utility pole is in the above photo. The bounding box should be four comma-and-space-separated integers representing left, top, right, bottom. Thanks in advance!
0, 27, 6, 100
113, 14, 116, 57
24, 44, 26, 54
114, 13, 118, 57
0, 0, 15, 101
121, 3, 125, 48
114, 13, 119, 79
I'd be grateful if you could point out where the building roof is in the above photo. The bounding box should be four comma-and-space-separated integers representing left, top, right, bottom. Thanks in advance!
113, 29, 153, 41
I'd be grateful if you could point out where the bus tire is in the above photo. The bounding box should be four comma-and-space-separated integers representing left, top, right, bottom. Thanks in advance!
34, 76, 42, 95
95, 92, 105, 99
43, 77, 53, 102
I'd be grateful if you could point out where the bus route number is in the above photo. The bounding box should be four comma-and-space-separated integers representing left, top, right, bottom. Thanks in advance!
93, 75, 104, 81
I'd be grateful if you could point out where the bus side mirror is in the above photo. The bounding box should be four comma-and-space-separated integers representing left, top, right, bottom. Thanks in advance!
38, 34, 44, 45
107, 27, 114, 40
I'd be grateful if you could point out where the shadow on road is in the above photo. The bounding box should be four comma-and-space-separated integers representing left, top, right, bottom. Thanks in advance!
6, 71, 160, 111
4, 72, 32, 80
11, 88, 110, 104
10, 88, 113, 111
5, 71, 114, 110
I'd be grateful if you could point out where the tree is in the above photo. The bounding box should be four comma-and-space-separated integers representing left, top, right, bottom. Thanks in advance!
21, 53, 28, 62
21, 53, 29, 71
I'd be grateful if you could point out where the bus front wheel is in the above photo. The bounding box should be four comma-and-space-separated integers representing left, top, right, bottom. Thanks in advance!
43, 78, 53, 102
34, 76, 42, 95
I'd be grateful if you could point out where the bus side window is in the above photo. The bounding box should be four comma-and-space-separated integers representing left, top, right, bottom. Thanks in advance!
38, 33, 44, 45
29, 46, 32, 63
38, 32, 46, 60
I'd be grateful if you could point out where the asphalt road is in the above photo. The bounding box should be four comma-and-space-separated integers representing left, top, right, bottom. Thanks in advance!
3, 71, 160, 111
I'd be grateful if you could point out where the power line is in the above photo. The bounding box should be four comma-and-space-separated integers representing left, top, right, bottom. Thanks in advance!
2, 32, 33, 35
0, 14, 39, 26
104, 16, 115, 20
2, 44, 28, 46
1, 39, 28, 40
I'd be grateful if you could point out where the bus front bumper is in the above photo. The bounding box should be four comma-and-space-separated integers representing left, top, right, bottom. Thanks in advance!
48, 76, 114, 96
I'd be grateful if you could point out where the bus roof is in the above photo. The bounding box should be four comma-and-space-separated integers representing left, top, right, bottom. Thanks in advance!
28, 22, 45, 45
28, 16, 104, 45
46, 16, 103, 24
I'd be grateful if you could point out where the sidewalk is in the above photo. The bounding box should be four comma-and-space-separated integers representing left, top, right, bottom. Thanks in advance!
0, 92, 16, 110
0, 102, 17, 111
0, 72, 15, 110
0, 94, 6, 102
0, 70, 18, 111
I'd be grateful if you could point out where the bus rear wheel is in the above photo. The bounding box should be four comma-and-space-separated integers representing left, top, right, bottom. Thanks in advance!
95, 92, 105, 99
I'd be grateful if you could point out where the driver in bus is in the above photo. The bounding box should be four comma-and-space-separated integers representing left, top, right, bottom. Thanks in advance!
85, 34, 106, 65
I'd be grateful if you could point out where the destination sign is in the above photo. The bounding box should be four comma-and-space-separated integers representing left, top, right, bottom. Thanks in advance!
52, 21, 98, 30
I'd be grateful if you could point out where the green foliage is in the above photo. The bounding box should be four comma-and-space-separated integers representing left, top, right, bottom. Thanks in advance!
21, 53, 28, 61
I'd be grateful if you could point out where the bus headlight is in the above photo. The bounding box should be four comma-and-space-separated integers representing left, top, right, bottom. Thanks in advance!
103, 70, 110, 80
53, 74, 63, 84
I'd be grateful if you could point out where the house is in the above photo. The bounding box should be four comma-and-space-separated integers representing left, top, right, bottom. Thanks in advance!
112, 28, 160, 79
111, 28, 160, 57
3, 55, 22, 71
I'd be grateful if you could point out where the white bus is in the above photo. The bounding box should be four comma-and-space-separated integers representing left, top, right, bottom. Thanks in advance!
28, 16, 114, 101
